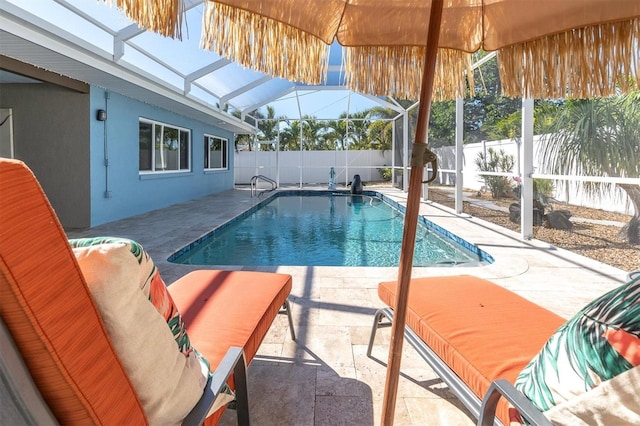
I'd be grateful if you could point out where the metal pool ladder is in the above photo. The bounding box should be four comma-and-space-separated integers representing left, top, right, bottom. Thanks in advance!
250, 175, 277, 197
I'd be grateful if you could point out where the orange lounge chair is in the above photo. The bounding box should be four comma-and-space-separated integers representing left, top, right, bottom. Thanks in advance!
0, 158, 294, 425
368, 275, 640, 426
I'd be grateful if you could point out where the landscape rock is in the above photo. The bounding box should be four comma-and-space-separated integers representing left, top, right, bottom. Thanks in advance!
546, 210, 574, 230
508, 203, 544, 226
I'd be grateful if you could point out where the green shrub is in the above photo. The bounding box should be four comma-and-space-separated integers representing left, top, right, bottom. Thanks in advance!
533, 179, 554, 196
377, 167, 392, 181
474, 148, 515, 199
513, 178, 554, 209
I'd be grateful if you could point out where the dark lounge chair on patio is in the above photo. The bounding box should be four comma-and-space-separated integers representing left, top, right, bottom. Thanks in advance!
368, 275, 640, 426
1, 158, 295, 425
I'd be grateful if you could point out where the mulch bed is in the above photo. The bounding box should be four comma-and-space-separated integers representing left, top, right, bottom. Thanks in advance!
427, 188, 639, 273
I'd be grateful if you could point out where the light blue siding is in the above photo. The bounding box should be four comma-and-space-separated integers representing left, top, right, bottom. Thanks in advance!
89, 88, 235, 226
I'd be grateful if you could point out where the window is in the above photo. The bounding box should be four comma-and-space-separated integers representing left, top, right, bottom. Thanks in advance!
139, 119, 190, 172
204, 135, 228, 170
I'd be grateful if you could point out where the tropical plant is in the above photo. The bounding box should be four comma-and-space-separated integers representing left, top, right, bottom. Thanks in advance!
228, 108, 251, 151
537, 90, 640, 244
256, 106, 281, 150
279, 115, 328, 150
366, 119, 391, 151
426, 100, 456, 147
474, 148, 515, 198
324, 114, 349, 150
345, 111, 372, 149
513, 178, 554, 211
377, 167, 392, 181
368, 107, 395, 151
279, 119, 302, 151
533, 179, 554, 197
446, 52, 560, 144
301, 116, 326, 150
465, 52, 521, 144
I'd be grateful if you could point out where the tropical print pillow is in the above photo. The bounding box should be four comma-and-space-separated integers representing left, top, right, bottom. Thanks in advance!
512, 275, 640, 419
69, 237, 234, 416
70, 238, 201, 358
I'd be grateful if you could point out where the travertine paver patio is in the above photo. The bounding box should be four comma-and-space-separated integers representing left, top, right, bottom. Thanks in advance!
67, 185, 629, 425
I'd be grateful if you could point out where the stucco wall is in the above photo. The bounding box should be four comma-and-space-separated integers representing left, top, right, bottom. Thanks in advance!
1, 81, 238, 229
0, 83, 91, 228
89, 88, 237, 226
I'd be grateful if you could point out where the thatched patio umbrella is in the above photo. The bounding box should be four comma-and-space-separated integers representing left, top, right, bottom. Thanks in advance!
109, 0, 639, 423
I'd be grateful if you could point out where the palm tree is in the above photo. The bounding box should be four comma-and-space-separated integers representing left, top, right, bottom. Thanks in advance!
230, 109, 253, 152
324, 114, 349, 150
367, 119, 392, 151
537, 91, 640, 244
300, 116, 326, 150
279, 120, 301, 151
368, 107, 396, 152
346, 110, 372, 149
257, 106, 281, 150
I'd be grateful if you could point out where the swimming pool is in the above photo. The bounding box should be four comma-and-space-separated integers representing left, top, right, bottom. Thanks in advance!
169, 191, 493, 267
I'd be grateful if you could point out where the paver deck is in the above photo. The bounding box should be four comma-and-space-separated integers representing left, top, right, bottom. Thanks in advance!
67, 185, 629, 425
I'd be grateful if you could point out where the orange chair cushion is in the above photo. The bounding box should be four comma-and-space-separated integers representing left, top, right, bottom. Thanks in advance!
168, 270, 292, 424
378, 275, 565, 425
0, 159, 146, 424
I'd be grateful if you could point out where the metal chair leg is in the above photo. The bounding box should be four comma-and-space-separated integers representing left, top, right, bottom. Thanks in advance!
279, 299, 296, 342
367, 308, 392, 357
234, 352, 250, 426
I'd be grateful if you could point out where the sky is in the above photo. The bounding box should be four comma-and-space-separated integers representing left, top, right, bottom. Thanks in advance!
266, 90, 382, 120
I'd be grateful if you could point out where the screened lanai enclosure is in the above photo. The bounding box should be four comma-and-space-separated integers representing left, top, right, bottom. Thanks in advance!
2, 3, 639, 425
2, 0, 638, 241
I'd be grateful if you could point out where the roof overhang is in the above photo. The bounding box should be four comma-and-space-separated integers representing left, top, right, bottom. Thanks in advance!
0, 0, 407, 128
0, 2, 256, 134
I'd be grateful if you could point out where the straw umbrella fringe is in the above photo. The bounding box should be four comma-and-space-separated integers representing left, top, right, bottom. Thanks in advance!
106, 0, 185, 38
499, 18, 640, 99
106, 0, 640, 101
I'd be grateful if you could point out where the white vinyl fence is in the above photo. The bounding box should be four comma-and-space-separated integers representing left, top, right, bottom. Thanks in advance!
432, 136, 635, 215
234, 141, 635, 215
234, 149, 393, 187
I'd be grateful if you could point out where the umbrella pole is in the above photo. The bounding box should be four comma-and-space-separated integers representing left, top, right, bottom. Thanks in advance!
380, 0, 444, 424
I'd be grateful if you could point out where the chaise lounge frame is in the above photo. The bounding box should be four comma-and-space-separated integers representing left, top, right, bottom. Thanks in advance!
1, 286, 296, 426
184, 299, 294, 425
367, 307, 551, 426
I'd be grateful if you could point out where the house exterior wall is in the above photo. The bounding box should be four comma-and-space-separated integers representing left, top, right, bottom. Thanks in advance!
89, 88, 237, 227
0, 80, 237, 229
0, 82, 91, 228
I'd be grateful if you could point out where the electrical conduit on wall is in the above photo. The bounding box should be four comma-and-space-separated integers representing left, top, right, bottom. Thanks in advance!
102, 91, 110, 198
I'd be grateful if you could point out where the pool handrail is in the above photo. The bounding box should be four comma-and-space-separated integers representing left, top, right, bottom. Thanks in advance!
250, 175, 277, 197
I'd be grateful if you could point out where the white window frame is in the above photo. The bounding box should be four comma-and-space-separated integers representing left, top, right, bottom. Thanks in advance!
139, 118, 191, 174
204, 134, 228, 171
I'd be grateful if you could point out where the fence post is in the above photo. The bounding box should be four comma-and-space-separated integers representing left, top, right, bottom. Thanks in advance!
521, 98, 534, 240
455, 97, 464, 213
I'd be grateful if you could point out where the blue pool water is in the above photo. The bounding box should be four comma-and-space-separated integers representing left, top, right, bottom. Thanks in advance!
169, 191, 492, 267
